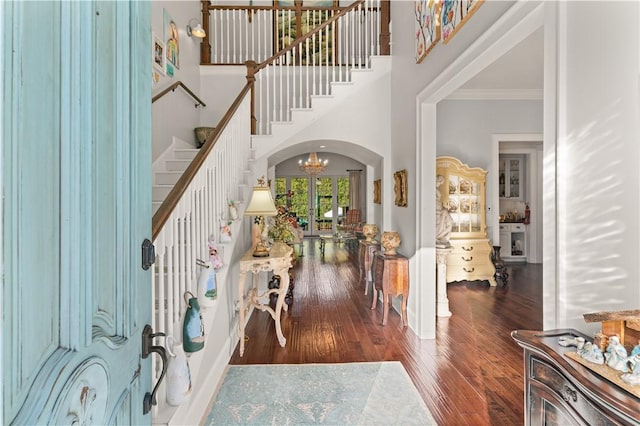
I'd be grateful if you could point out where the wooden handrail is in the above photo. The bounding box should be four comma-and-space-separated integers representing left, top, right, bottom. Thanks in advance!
152, 83, 251, 239
152, 80, 206, 108
253, 0, 366, 74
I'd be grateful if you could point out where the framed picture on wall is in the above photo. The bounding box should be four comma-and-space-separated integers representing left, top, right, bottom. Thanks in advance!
373, 179, 381, 204
394, 170, 408, 207
415, 0, 441, 63
441, 0, 484, 44
164, 9, 179, 70
152, 32, 166, 76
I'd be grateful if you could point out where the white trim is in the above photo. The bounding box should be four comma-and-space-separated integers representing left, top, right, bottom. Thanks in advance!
415, 1, 552, 339
446, 88, 543, 100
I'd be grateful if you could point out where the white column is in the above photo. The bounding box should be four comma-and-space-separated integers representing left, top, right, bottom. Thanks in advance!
436, 247, 452, 318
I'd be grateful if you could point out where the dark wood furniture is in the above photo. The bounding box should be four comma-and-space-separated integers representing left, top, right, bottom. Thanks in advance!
511, 329, 640, 425
359, 240, 380, 295
370, 251, 409, 326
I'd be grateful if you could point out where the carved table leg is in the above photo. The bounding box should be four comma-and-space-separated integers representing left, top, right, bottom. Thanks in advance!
238, 270, 247, 356
382, 292, 390, 325
401, 292, 408, 327
273, 266, 289, 347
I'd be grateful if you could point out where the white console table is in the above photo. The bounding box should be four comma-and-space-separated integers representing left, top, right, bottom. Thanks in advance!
237, 242, 293, 356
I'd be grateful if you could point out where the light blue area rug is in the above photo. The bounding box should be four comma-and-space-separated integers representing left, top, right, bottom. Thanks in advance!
204, 361, 437, 425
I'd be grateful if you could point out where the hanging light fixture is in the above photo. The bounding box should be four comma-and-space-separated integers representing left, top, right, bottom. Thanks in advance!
298, 152, 328, 176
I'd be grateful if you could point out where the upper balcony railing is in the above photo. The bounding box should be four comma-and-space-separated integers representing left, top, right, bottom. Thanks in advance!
200, 0, 389, 135
199, 0, 390, 66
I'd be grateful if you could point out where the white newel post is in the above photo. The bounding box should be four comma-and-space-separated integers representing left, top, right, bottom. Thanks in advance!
436, 247, 452, 317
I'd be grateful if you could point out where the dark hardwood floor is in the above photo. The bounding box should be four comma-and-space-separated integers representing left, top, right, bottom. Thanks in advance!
230, 239, 543, 425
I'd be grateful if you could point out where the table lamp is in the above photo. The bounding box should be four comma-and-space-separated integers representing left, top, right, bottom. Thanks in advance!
244, 177, 278, 257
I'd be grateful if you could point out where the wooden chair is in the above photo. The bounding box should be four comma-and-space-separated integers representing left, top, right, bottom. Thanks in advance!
339, 209, 363, 235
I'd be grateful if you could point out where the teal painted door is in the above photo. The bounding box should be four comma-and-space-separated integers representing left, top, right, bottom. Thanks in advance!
2, 1, 152, 423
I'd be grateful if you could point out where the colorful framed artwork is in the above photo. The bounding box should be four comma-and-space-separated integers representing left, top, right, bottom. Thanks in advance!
394, 170, 408, 207
164, 9, 179, 70
415, 0, 441, 63
152, 32, 166, 76
441, 0, 484, 44
373, 179, 381, 204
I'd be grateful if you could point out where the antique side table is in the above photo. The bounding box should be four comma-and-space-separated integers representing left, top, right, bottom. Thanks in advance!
370, 251, 409, 326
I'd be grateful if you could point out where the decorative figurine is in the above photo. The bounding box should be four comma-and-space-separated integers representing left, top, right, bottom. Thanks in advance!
578, 341, 605, 365
220, 220, 232, 243
604, 336, 629, 372
435, 174, 453, 248
559, 336, 585, 349
228, 199, 239, 221
621, 344, 640, 385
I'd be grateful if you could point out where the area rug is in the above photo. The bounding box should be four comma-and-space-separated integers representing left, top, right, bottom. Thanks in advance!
204, 361, 437, 425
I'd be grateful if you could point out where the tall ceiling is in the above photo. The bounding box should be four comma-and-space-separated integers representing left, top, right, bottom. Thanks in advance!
448, 27, 544, 98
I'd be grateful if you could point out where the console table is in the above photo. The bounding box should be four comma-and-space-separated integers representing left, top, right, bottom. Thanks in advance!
318, 233, 357, 256
370, 251, 409, 326
237, 243, 293, 356
511, 329, 640, 425
359, 240, 380, 295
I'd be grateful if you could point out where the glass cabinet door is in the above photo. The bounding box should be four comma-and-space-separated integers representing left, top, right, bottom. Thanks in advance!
499, 155, 523, 199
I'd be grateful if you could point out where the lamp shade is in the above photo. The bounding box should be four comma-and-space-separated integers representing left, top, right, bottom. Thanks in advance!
190, 24, 206, 38
244, 186, 277, 216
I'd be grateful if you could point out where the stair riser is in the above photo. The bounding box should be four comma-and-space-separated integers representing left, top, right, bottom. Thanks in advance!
165, 159, 192, 171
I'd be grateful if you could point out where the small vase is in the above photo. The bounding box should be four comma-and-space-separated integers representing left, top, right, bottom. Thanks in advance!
362, 223, 379, 242
381, 231, 401, 255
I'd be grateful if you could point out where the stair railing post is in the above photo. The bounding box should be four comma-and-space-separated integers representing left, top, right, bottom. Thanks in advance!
245, 60, 257, 135
379, 0, 390, 55
201, 0, 212, 64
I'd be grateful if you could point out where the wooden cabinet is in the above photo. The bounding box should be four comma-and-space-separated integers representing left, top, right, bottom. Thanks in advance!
512, 329, 640, 425
499, 155, 524, 199
436, 156, 496, 286
370, 251, 409, 326
499, 222, 527, 261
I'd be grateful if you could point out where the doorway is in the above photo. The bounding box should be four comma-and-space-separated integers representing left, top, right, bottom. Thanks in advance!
274, 175, 349, 236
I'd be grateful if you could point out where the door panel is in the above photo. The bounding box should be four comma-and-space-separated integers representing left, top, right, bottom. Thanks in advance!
315, 177, 333, 233
2, 1, 152, 423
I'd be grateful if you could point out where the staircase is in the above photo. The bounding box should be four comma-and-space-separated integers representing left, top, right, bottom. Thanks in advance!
150, 1, 389, 423
153, 144, 200, 213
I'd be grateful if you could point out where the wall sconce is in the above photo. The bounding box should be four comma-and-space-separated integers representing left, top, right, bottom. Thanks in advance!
187, 19, 206, 38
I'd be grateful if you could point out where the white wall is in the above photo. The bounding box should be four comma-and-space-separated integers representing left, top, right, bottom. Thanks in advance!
553, 0, 640, 332
151, 1, 204, 160
436, 99, 543, 240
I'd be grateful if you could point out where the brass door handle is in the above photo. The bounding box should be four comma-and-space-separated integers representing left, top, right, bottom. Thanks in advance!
463, 267, 475, 273
462, 246, 473, 251
461, 256, 473, 261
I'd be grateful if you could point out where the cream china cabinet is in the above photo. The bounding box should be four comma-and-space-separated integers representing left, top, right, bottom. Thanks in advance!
436, 156, 497, 286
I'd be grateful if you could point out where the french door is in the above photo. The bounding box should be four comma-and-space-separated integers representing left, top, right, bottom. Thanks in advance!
275, 176, 349, 236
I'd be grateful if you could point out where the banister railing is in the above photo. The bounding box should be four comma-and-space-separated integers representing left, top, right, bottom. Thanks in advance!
152, 83, 251, 239
242, 0, 383, 135
152, 80, 206, 108
200, 0, 389, 66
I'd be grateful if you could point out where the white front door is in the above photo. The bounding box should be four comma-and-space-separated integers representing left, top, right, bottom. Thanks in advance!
2, 1, 152, 423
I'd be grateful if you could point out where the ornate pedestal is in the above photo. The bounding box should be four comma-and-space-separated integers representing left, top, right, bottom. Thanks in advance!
436, 247, 452, 317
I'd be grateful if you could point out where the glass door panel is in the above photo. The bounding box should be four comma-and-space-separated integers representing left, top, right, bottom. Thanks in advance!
289, 177, 310, 234
315, 177, 333, 233
336, 177, 349, 228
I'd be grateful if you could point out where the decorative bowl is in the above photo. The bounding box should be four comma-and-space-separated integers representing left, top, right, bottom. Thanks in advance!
194, 126, 216, 148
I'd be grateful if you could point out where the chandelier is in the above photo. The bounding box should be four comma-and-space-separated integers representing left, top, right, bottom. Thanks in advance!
298, 152, 328, 175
